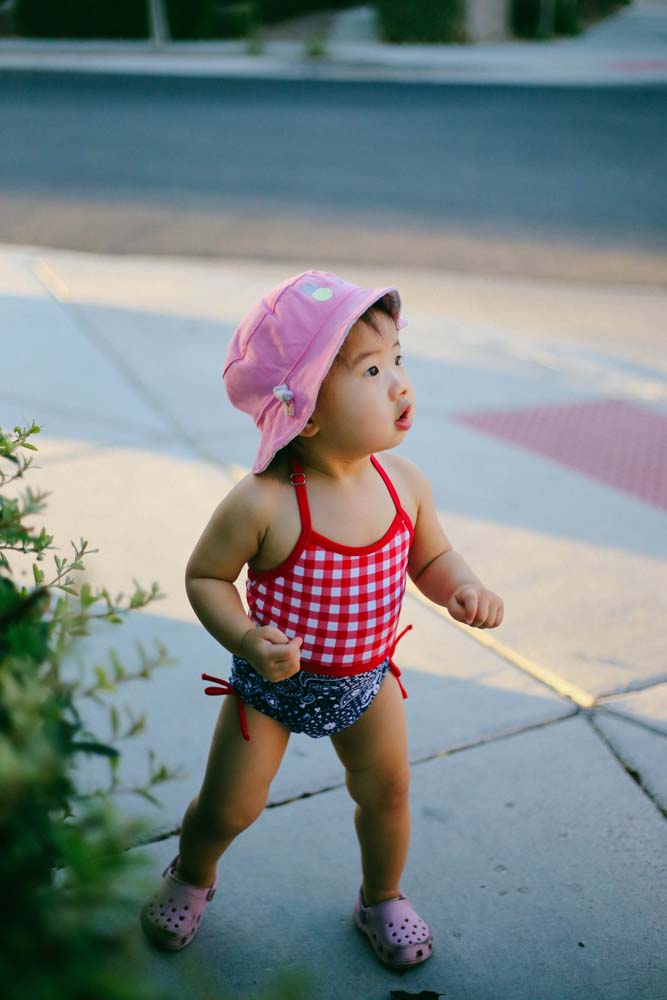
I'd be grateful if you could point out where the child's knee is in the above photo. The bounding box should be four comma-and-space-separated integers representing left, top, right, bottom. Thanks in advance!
196, 790, 267, 842
348, 764, 410, 812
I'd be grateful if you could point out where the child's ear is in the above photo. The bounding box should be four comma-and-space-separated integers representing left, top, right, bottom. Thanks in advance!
298, 417, 319, 439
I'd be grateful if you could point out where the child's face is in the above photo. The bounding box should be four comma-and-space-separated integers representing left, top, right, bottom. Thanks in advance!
306, 309, 414, 458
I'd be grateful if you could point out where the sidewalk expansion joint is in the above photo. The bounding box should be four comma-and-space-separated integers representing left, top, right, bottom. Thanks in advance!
405, 580, 597, 709
586, 711, 667, 821
125, 712, 583, 851
407, 709, 581, 769
264, 713, 581, 810
597, 673, 667, 698
594, 705, 667, 742
3, 388, 179, 438
28, 255, 219, 466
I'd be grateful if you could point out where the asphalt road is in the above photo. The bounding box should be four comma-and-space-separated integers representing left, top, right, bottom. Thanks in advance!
1, 70, 666, 282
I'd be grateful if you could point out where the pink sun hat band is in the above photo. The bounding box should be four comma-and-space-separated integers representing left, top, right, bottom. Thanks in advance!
223, 270, 407, 474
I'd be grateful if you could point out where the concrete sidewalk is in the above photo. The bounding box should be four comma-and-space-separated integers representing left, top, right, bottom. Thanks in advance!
2, 242, 667, 998
1, 1, 666, 85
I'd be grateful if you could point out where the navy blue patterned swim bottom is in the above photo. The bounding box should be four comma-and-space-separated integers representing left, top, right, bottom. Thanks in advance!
230, 655, 391, 738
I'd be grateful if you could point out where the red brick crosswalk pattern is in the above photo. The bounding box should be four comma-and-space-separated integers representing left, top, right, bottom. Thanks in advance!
453, 399, 667, 510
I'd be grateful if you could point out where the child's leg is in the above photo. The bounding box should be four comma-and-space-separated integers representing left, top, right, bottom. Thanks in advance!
330, 673, 410, 906
176, 696, 290, 887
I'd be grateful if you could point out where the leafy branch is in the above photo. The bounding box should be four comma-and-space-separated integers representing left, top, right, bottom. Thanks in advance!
0, 420, 42, 484
1, 422, 178, 813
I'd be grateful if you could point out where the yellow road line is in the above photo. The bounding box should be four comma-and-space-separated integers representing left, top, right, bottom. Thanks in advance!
32, 259, 71, 300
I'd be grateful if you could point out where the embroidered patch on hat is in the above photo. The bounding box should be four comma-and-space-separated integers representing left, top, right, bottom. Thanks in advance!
299, 280, 334, 301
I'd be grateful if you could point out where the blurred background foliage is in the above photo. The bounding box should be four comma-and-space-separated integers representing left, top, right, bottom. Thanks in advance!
11, 0, 633, 42
0, 422, 175, 1000
511, 0, 631, 38
14, 0, 150, 38
377, 0, 465, 43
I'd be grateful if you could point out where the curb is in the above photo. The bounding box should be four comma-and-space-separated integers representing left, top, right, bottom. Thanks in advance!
0, 39, 666, 86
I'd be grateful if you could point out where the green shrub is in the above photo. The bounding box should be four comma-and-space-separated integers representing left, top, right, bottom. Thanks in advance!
14, 0, 149, 39
511, 0, 631, 38
165, 0, 216, 39
166, 2, 261, 41
578, 0, 632, 23
376, 0, 465, 43
257, 0, 357, 26
215, 2, 258, 39
512, 0, 578, 36
0, 422, 178, 1000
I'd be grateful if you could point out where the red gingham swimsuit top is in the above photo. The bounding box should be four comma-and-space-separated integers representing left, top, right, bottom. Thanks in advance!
246, 455, 414, 677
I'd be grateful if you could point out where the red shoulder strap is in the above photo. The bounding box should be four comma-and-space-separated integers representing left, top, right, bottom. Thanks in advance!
371, 455, 413, 535
287, 456, 311, 534
371, 455, 402, 511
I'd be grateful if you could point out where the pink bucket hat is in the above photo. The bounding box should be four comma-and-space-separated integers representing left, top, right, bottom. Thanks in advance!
223, 270, 407, 474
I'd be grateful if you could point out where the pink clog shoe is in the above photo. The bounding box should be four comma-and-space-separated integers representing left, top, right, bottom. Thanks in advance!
140, 855, 217, 951
353, 889, 433, 968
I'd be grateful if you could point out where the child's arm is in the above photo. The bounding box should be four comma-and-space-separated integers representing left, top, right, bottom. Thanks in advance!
185, 476, 302, 681
406, 463, 503, 629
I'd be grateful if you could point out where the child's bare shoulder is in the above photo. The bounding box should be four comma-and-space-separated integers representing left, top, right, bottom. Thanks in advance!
379, 452, 431, 520
187, 458, 293, 580
224, 456, 293, 524
380, 452, 428, 493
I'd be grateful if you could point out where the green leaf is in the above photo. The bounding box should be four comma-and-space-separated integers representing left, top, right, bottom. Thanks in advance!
125, 714, 146, 738
111, 650, 126, 683
133, 788, 163, 807
93, 665, 115, 691
110, 704, 120, 738
149, 764, 172, 786
70, 740, 120, 759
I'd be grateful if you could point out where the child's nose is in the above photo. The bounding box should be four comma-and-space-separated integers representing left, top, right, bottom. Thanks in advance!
389, 372, 408, 397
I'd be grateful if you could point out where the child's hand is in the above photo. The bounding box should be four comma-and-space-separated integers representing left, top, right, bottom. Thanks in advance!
447, 584, 504, 629
240, 626, 303, 682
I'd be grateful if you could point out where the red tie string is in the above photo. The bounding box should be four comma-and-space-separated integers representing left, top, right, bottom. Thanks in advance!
202, 673, 250, 741
388, 623, 412, 700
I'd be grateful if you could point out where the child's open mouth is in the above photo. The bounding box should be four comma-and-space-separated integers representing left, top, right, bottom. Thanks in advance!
395, 404, 413, 430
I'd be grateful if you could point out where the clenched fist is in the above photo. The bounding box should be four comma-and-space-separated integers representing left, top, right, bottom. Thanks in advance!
240, 626, 302, 682
447, 584, 503, 629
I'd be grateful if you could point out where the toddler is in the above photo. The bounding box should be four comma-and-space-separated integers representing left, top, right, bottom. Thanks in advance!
140, 270, 503, 968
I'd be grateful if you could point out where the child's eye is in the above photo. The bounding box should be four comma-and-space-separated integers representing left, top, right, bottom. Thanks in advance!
365, 365, 380, 377
395, 354, 403, 366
